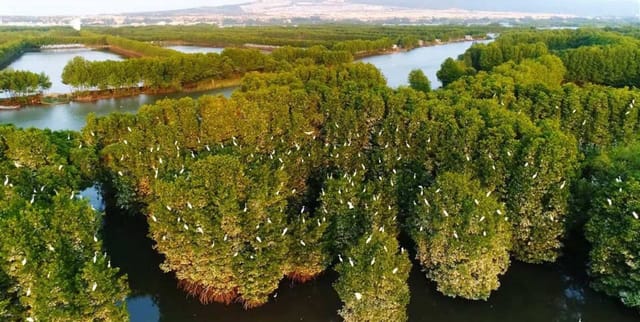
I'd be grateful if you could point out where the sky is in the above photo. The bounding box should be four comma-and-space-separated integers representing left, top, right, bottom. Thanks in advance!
1, 0, 639, 17
0, 0, 249, 16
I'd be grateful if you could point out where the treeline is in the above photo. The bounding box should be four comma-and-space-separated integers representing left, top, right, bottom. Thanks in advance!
0, 126, 129, 321
440, 28, 640, 88
0, 69, 51, 98
61, 46, 353, 91
87, 24, 499, 49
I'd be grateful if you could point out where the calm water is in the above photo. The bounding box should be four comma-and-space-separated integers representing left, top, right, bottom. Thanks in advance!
166, 45, 224, 54
2, 41, 639, 322
3, 48, 123, 95
0, 88, 234, 131
359, 40, 491, 88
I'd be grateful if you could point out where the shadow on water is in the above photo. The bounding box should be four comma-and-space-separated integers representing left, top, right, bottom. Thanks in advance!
102, 189, 639, 322
101, 196, 342, 322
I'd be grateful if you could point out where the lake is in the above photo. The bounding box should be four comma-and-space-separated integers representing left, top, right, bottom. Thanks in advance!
165, 45, 225, 54
2, 48, 123, 95
2, 40, 638, 322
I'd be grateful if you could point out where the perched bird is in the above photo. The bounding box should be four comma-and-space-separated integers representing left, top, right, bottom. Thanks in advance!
354, 292, 363, 300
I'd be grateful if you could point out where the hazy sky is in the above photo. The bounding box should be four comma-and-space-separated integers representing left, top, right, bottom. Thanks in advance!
0, 0, 249, 16
1, 0, 639, 16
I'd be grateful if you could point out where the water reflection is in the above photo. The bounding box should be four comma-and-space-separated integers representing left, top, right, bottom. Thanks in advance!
102, 208, 342, 322
358, 40, 492, 89
2, 48, 123, 95
0, 87, 234, 131
80, 185, 105, 211
165, 45, 224, 54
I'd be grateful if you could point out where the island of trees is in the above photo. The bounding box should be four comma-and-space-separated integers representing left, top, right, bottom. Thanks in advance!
1, 26, 640, 321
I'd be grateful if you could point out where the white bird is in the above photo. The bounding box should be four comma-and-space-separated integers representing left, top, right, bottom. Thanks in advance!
355, 292, 363, 300
496, 209, 502, 215
183, 224, 189, 231
474, 199, 479, 206
196, 227, 204, 234
633, 211, 639, 220
256, 236, 262, 243
349, 257, 355, 267
166, 205, 172, 211
532, 172, 538, 179
338, 254, 343, 263
479, 216, 485, 222
423, 198, 430, 206
442, 209, 449, 217
347, 201, 354, 209
453, 231, 459, 239
304, 131, 314, 135
187, 202, 193, 209
91, 282, 97, 292
560, 181, 566, 190
300, 240, 306, 246
127, 126, 132, 132
392, 267, 399, 274
486, 191, 492, 197
281, 228, 288, 236
92, 252, 97, 264
366, 234, 373, 244
3, 175, 8, 186
93, 235, 98, 243
370, 257, 376, 266
151, 215, 157, 222
30, 194, 35, 204
607, 198, 612, 206
26, 318, 34, 322
21, 258, 27, 266
26, 287, 31, 297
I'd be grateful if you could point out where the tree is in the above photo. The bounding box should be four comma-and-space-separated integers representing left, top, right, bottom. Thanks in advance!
437, 58, 471, 87
408, 69, 431, 93
410, 172, 512, 300
584, 142, 640, 309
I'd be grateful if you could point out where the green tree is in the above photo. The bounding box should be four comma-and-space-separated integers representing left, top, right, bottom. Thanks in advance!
410, 172, 512, 300
408, 69, 431, 93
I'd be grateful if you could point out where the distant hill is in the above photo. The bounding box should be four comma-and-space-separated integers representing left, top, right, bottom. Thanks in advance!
350, 0, 639, 17
135, 4, 249, 16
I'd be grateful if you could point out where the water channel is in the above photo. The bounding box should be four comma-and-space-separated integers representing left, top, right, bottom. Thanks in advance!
1, 42, 638, 322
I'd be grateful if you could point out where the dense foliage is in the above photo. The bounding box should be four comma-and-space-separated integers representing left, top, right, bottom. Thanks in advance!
584, 142, 640, 309
0, 69, 51, 97
0, 126, 129, 321
2, 25, 640, 319
87, 24, 500, 50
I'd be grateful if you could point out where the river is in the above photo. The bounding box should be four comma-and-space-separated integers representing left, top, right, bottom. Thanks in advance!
1, 42, 638, 322
358, 40, 491, 89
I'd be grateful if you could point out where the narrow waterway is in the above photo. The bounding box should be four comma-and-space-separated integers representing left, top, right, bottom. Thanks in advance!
165, 45, 224, 54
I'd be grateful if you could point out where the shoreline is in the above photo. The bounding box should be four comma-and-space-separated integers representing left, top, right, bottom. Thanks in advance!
1, 38, 486, 110
0, 77, 241, 110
